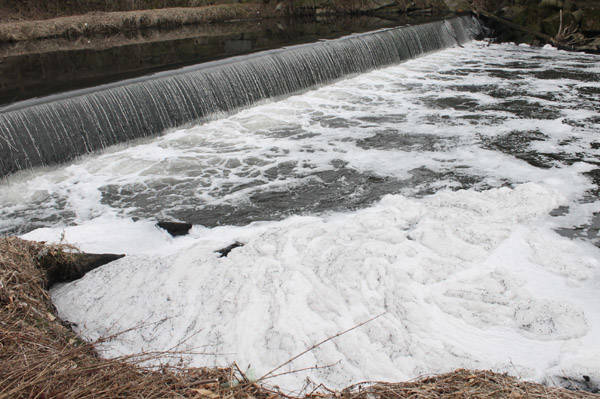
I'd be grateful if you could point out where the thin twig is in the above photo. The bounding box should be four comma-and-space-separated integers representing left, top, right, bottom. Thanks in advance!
261, 361, 341, 381
258, 313, 385, 382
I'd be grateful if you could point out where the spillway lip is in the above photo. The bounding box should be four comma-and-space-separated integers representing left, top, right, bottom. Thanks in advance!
0, 14, 481, 179
0, 17, 467, 114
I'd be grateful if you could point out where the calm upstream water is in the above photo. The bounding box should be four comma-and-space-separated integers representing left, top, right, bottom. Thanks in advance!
1, 27, 600, 393
0, 15, 435, 106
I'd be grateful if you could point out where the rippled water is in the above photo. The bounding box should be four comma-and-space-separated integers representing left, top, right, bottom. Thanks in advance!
2, 41, 599, 243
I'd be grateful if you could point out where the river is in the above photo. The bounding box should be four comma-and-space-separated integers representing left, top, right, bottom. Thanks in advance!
1, 25, 599, 393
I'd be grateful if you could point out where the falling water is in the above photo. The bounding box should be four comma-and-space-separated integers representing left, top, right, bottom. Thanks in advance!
0, 16, 482, 177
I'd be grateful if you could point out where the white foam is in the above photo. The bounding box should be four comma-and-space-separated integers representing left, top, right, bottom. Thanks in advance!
48, 183, 600, 391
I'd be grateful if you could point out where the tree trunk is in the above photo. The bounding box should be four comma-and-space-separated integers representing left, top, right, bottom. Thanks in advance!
40, 252, 125, 287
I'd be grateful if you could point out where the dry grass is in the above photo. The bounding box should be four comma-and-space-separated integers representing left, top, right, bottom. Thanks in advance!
0, 4, 271, 42
0, 21, 267, 58
0, 237, 241, 399
343, 370, 598, 399
0, 0, 243, 22
1, 237, 598, 398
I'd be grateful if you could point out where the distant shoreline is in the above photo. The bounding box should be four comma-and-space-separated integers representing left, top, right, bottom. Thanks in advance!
0, 4, 273, 43
0, 0, 453, 43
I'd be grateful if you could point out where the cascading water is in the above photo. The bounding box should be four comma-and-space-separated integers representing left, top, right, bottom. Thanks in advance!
0, 16, 482, 177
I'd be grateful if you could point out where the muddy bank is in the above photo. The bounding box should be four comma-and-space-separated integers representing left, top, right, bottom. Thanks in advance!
0, 0, 456, 43
0, 4, 270, 42
1, 0, 451, 22
0, 0, 243, 21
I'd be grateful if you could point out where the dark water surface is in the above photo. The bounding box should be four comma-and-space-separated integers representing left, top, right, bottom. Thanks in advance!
0, 15, 444, 106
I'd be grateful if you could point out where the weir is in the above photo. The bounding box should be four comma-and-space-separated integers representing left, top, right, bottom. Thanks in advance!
0, 15, 482, 177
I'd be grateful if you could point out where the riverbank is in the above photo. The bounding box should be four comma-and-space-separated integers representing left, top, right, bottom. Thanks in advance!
0, 0, 235, 21
2, 0, 600, 51
1, 0, 452, 22
0, 1, 454, 43
1, 236, 597, 398
0, 4, 270, 42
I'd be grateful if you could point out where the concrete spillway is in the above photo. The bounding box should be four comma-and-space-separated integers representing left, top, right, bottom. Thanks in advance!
0, 16, 482, 177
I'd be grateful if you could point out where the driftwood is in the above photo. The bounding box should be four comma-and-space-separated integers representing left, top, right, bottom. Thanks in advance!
40, 251, 125, 287
216, 241, 244, 258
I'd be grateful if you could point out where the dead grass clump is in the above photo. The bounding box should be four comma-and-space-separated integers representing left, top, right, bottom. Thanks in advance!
1, 237, 598, 398
0, 237, 241, 399
344, 369, 597, 399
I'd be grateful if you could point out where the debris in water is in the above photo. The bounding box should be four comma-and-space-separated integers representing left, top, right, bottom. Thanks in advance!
216, 241, 244, 257
156, 221, 192, 237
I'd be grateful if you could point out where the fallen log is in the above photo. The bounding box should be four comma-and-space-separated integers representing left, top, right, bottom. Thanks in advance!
216, 241, 244, 258
39, 251, 125, 286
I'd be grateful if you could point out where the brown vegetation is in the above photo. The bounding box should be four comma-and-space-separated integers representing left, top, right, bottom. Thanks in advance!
0, 22, 261, 58
0, 4, 270, 42
0, 237, 246, 398
0, 0, 455, 43
1, 236, 599, 398
0, 0, 242, 21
